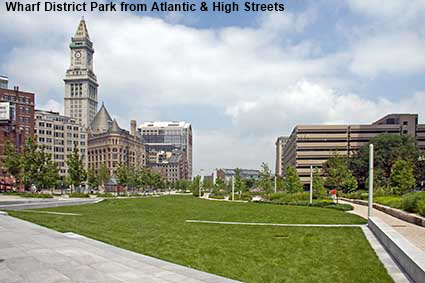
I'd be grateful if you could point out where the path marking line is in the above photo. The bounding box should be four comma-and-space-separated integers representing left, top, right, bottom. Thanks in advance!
16, 210, 81, 216
186, 220, 364, 227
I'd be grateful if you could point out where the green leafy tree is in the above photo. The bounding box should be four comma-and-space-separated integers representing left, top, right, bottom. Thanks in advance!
87, 168, 99, 190
41, 160, 60, 193
390, 160, 416, 195
244, 178, 256, 190
202, 178, 214, 191
66, 147, 87, 193
97, 163, 110, 189
191, 175, 201, 196
116, 163, 130, 194
21, 138, 40, 190
312, 170, 326, 198
284, 165, 303, 193
3, 141, 22, 190
259, 162, 273, 192
323, 154, 357, 192
234, 168, 243, 192
350, 134, 420, 188
275, 175, 285, 192
214, 177, 226, 193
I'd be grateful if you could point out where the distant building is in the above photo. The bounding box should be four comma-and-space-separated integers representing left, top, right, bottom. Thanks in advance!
280, 113, 425, 185
139, 121, 192, 179
34, 110, 87, 176
0, 76, 8, 89
149, 150, 187, 183
87, 104, 145, 175
275, 136, 288, 176
212, 168, 260, 184
64, 18, 98, 128
0, 85, 35, 175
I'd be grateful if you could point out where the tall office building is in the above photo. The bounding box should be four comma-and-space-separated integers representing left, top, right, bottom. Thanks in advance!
275, 136, 288, 176
64, 18, 98, 128
34, 110, 87, 176
139, 121, 192, 179
280, 113, 425, 185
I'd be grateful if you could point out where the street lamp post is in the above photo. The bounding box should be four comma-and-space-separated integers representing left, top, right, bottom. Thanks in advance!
232, 175, 235, 201
368, 144, 374, 220
199, 169, 204, 198
309, 165, 313, 205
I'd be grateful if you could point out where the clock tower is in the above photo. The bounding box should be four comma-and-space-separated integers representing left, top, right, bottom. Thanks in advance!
64, 17, 98, 128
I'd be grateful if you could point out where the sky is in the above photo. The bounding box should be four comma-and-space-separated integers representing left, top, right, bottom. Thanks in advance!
1, 0, 425, 175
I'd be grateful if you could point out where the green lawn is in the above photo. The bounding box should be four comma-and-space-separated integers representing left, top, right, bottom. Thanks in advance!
8, 196, 392, 283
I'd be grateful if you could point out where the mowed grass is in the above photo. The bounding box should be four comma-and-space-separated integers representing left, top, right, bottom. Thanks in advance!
8, 196, 392, 283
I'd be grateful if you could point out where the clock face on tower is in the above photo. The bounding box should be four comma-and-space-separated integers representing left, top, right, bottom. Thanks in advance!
75, 51, 82, 59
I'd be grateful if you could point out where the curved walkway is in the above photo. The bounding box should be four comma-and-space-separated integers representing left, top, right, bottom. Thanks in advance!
340, 200, 425, 251
0, 214, 239, 283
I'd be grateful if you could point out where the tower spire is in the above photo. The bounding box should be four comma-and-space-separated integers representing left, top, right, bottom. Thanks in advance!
74, 17, 90, 40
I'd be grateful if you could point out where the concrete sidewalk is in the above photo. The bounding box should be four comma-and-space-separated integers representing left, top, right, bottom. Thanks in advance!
340, 200, 425, 251
0, 215, 239, 283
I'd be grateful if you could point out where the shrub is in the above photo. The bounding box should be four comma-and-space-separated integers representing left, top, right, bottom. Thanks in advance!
417, 200, 425, 217
96, 193, 115, 197
69, 192, 90, 198
401, 192, 425, 213
374, 196, 402, 209
209, 195, 225, 200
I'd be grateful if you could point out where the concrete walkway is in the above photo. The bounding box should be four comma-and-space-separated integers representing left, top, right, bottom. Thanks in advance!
0, 215, 239, 283
340, 200, 425, 251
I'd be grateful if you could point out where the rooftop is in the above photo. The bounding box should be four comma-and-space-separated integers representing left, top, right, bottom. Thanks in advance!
139, 121, 191, 129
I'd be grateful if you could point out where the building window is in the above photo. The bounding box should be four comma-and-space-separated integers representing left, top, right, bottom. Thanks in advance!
403, 121, 408, 125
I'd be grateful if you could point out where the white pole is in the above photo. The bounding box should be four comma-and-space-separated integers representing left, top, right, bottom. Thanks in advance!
309, 165, 313, 205
274, 175, 277, 193
199, 169, 204, 198
368, 144, 374, 220
232, 175, 235, 201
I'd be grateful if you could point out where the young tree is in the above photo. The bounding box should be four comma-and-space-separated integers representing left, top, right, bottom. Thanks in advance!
87, 168, 99, 190
323, 155, 357, 192
390, 160, 416, 195
259, 162, 273, 192
97, 163, 110, 190
312, 170, 326, 198
191, 175, 201, 196
234, 168, 243, 193
116, 163, 130, 194
21, 138, 40, 190
42, 160, 60, 193
66, 147, 87, 193
284, 165, 303, 193
275, 175, 285, 192
3, 141, 22, 190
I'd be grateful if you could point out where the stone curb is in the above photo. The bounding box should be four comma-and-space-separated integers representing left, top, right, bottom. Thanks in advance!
369, 217, 425, 283
341, 198, 425, 227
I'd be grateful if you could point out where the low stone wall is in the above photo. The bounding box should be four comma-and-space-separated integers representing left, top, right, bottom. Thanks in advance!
369, 217, 425, 283
341, 198, 425, 227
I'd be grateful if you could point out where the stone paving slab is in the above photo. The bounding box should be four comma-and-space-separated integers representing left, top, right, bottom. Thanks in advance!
340, 200, 425, 251
0, 215, 240, 283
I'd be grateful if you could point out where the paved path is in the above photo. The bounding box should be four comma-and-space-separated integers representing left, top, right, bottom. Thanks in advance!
340, 200, 425, 251
0, 215, 239, 283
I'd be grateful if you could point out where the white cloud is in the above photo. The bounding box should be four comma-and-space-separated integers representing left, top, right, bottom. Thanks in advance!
349, 33, 425, 77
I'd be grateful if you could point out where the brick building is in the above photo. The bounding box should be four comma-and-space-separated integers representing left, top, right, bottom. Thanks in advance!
0, 85, 35, 175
